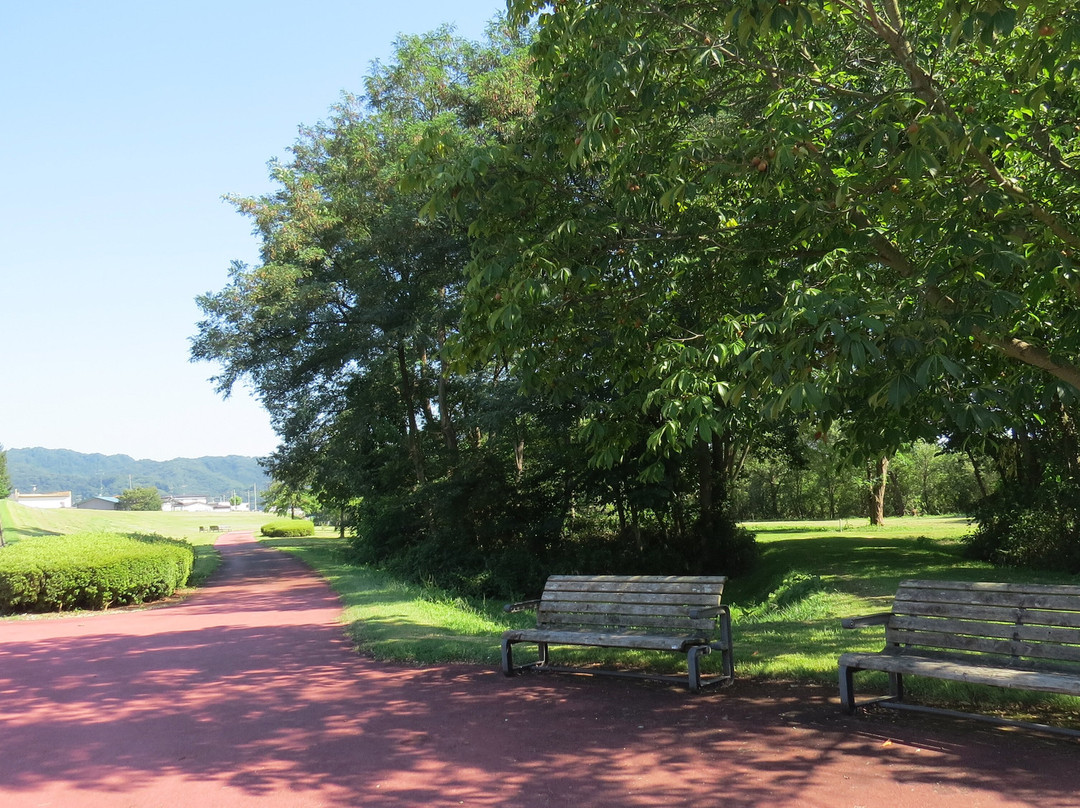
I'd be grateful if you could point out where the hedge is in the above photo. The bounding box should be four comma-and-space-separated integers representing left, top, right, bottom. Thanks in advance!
0, 531, 195, 614
260, 519, 315, 538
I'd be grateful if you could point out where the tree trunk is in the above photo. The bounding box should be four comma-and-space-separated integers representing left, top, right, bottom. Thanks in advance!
436, 291, 459, 454
615, 485, 627, 534
887, 468, 905, 516
397, 342, 426, 484
696, 439, 714, 537
438, 371, 458, 453
967, 449, 990, 499
869, 456, 889, 526
514, 435, 525, 477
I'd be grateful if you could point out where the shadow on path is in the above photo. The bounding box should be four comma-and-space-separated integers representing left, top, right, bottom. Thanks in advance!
2, 532, 1078, 807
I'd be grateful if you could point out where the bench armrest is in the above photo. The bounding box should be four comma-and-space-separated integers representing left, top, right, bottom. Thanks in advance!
841, 612, 892, 629
688, 604, 730, 620
503, 598, 541, 613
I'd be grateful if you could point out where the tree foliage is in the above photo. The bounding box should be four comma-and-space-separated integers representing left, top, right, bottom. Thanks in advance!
195, 4, 1080, 588
490, 0, 1080, 415
0, 445, 10, 499
117, 487, 163, 512
424, 0, 1080, 542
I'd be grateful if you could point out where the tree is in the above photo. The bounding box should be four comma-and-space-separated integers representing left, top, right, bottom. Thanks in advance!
260, 481, 322, 520
0, 445, 8, 547
117, 487, 162, 511
0, 444, 10, 499
419, 0, 1079, 540
193, 26, 527, 494
501, 0, 1080, 401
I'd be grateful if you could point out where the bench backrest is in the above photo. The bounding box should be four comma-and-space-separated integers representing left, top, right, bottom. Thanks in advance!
537, 574, 727, 635
888, 579, 1080, 666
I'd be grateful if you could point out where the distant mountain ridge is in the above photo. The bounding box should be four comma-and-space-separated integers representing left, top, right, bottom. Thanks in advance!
7, 447, 272, 505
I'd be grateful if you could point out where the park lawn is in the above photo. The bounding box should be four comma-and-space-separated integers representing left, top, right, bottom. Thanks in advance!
270, 516, 1032, 675
8, 502, 1080, 723
0, 500, 272, 585
267, 517, 1080, 726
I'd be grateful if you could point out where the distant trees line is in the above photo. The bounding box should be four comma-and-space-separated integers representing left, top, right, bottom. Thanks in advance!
193, 8, 1080, 598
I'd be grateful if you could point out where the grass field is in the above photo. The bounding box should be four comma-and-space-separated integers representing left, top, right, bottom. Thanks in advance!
0, 500, 273, 585
8, 503, 1080, 724
265, 515, 1007, 674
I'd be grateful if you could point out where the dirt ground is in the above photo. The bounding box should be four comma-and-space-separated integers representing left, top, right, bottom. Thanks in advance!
1, 532, 1078, 808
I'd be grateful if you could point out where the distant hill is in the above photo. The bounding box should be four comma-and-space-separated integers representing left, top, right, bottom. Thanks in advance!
7, 448, 272, 505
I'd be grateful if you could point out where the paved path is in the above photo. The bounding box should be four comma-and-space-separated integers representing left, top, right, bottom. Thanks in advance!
2, 532, 1079, 807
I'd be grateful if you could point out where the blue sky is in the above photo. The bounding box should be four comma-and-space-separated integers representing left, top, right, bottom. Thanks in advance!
1, 0, 507, 461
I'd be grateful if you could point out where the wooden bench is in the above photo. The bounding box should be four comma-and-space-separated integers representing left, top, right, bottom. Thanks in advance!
839, 579, 1080, 734
501, 574, 733, 691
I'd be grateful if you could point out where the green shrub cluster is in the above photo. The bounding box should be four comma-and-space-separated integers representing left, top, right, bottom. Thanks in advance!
260, 519, 315, 538
0, 532, 194, 614
351, 455, 758, 601
966, 476, 1080, 571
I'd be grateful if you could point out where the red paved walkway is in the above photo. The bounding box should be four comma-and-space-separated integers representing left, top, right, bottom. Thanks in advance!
2, 532, 1078, 807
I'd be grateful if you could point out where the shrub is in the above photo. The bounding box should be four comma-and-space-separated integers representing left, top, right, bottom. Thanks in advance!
260, 519, 315, 538
0, 532, 194, 614
350, 457, 758, 601
966, 477, 1080, 571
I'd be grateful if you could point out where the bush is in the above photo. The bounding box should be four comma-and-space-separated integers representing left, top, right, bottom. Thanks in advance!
0, 532, 194, 614
260, 519, 315, 538
350, 455, 758, 601
966, 477, 1080, 571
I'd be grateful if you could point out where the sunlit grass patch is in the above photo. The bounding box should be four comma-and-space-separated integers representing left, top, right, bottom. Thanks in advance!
264, 520, 1080, 725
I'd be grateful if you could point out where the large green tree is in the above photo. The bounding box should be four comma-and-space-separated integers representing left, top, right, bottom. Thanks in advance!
423, 0, 1079, 538
493, 0, 1079, 413
193, 27, 532, 498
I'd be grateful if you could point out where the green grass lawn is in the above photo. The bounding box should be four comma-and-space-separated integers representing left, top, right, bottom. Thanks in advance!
271, 516, 1066, 675
266, 516, 1080, 727
0, 500, 273, 585
8, 502, 1080, 725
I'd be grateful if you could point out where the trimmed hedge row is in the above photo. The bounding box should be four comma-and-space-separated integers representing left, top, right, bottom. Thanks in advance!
0, 531, 194, 614
260, 519, 315, 538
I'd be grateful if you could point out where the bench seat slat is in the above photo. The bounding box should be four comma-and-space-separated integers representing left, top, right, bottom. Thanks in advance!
546, 574, 727, 586
899, 579, 1080, 597
539, 602, 713, 619
504, 628, 710, 652
543, 591, 721, 607
888, 627, 1080, 663
839, 650, 1080, 695
538, 613, 714, 632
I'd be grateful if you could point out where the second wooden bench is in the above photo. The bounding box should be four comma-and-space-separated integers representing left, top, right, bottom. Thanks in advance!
501, 574, 733, 691
839, 579, 1080, 734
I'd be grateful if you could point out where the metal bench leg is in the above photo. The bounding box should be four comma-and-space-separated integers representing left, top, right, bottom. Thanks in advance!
839, 664, 857, 714
687, 645, 711, 692
718, 612, 734, 682
501, 639, 516, 676
889, 671, 904, 702
537, 642, 549, 667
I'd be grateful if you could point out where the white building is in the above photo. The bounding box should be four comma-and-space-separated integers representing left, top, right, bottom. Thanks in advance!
161, 495, 213, 512
14, 490, 73, 509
